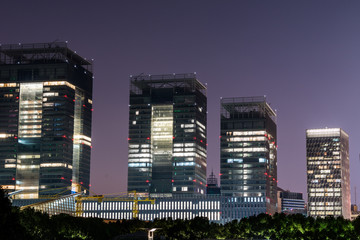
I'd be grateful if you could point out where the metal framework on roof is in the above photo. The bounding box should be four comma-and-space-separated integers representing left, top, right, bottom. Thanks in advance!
20, 193, 81, 216
130, 73, 206, 95
0, 42, 92, 72
221, 96, 276, 122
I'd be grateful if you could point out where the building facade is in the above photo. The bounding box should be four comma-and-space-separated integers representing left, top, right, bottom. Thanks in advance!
128, 73, 207, 197
0, 42, 93, 199
79, 195, 265, 224
306, 128, 350, 219
277, 187, 306, 214
220, 96, 277, 214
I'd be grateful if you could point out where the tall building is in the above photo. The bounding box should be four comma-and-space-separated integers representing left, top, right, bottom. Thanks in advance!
128, 73, 207, 197
220, 96, 277, 214
306, 128, 350, 219
0, 42, 93, 199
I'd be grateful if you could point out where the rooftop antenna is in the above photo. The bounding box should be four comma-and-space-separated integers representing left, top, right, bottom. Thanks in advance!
355, 186, 357, 206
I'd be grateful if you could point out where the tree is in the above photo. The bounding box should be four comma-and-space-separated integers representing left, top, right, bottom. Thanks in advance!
0, 186, 28, 239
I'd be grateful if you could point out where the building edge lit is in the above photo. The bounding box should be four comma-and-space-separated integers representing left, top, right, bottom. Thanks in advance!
306, 128, 350, 219
128, 73, 207, 197
220, 96, 277, 215
0, 42, 93, 198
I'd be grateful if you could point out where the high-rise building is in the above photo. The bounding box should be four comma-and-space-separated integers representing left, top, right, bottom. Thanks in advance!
0, 42, 93, 199
220, 96, 277, 214
128, 73, 207, 197
306, 128, 350, 219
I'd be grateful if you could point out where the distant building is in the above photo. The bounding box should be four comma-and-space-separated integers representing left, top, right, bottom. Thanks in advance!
351, 204, 359, 220
277, 187, 306, 215
0, 42, 93, 199
206, 171, 221, 195
306, 128, 350, 219
220, 96, 277, 214
128, 73, 207, 197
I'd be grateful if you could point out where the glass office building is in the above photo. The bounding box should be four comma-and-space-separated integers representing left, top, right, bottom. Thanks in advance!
0, 42, 93, 199
220, 96, 277, 214
128, 73, 207, 197
277, 188, 306, 214
306, 128, 350, 219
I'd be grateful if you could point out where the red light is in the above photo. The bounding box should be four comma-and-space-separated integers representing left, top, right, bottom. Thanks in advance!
269, 175, 271, 178
200, 140, 203, 143
89, 184, 92, 187
91, 109, 94, 111
193, 179, 196, 182
73, 99, 75, 102
90, 146, 93, 148
147, 137, 150, 140
171, 180, 174, 182
264, 134, 267, 137
12, 178, 15, 181
193, 137, 196, 140
146, 180, 149, 183
276, 180, 279, 183
206, 144, 208, 146
200, 182, 203, 185
206, 184, 208, 187
273, 178, 275, 181
264, 172, 267, 175
172, 136, 175, 139
64, 95, 68, 98
16, 96, 19, 99
62, 135, 66, 138
14, 136, 18, 139
83, 104, 86, 107
70, 179, 73, 182
128, 138, 131, 141
60, 177, 65, 180
219, 173, 223, 176
80, 182, 83, 185
219, 136, 222, 138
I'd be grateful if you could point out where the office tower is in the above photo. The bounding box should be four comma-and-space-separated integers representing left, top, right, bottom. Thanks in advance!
206, 171, 221, 195
306, 128, 350, 219
277, 187, 306, 214
220, 96, 277, 214
0, 42, 93, 199
128, 73, 207, 197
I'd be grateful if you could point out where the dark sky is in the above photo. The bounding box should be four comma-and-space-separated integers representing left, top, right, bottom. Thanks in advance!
2, 1, 360, 202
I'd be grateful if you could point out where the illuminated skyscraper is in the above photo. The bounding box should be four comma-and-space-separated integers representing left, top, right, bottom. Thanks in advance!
220, 96, 277, 214
0, 42, 93, 199
128, 73, 207, 197
306, 128, 350, 219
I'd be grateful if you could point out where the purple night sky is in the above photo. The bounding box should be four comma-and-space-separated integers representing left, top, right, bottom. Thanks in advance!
2, 1, 360, 202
